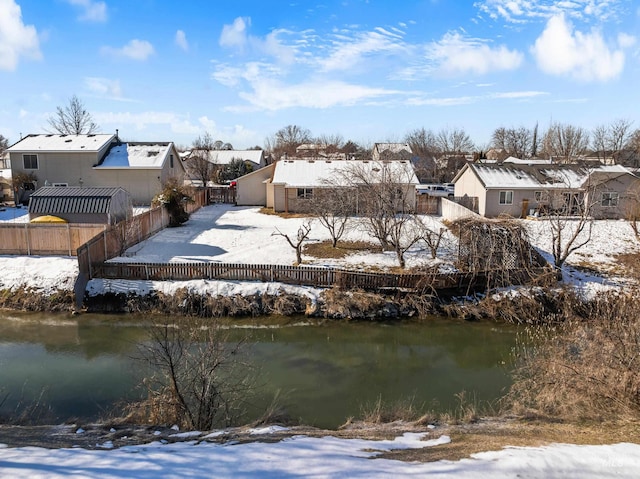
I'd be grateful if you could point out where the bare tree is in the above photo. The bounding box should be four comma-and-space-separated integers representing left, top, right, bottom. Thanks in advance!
0, 134, 8, 156
11, 172, 37, 205
404, 127, 440, 182
309, 185, 352, 248
265, 125, 312, 161
491, 126, 532, 159
533, 169, 599, 276
531, 122, 539, 158
272, 221, 312, 265
435, 127, 475, 154
47, 95, 99, 135
591, 119, 633, 164
134, 318, 253, 430
186, 133, 218, 187
624, 181, 640, 240
315, 133, 344, 154
337, 161, 420, 268
542, 122, 589, 163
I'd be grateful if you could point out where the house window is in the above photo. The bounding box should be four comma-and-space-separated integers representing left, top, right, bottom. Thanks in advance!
499, 190, 513, 205
23, 154, 38, 169
601, 192, 619, 207
534, 191, 543, 202
170, 154, 174, 168
297, 188, 313, 199
53, 183, 68, 187
23, 182, 35, 191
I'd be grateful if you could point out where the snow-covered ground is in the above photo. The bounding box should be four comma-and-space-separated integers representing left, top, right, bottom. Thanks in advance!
1, 204, 640, 476
1, 427, 639, 479
1, 203, 638, 299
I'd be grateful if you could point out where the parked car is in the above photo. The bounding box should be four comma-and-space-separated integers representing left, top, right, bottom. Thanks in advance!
416, 184, 454, 197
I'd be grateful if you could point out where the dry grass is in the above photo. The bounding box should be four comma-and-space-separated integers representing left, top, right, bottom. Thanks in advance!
376, 419, 640, 463
615, 252, 640, 280
303, 239, 380, 259
258, 207, 308, 219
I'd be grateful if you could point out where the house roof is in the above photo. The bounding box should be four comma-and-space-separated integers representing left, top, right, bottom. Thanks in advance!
271, 159, 419, 187
8, 134, 115, 152
372, 143, 413, 160
97, 142, 175, 169
28, 186, 128, 214
186, 149, 264, 166
455, 162, 632, 190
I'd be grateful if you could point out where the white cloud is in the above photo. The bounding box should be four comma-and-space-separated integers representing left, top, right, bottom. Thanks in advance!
219, 17, 298, 64
318, 28, 408, 72
84, 77, 123, 99
101, 39, 154, 61
407, 89, 548, 106
175, 30, 188, 52
220, 17, 250, 50
0, 0, 41, 71
531, 13, 632, 82
476, 0, 625, 23
223, 76, 399, 112
66, 0, 107, 22
425, 31, 523, 76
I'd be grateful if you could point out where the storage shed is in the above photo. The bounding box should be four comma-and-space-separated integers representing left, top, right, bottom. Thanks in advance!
28, 186, 133, 224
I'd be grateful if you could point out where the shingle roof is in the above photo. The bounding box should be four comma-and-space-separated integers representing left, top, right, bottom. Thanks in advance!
271, 159, 419, 187
8, 134, 115, 152
464, 163, 631, 189
28, 186, 127, 214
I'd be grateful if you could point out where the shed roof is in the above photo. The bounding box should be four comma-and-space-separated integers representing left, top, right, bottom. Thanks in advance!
271, 159, 419, 187
28, 186, 128, 214
8, 134, 115, 152
97, 142, 174, 169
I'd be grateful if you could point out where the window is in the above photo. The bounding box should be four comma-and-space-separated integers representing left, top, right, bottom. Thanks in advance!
601, 192, 619, 207
534, 191, 544, 202
170, 154, 174, 168
23, 154, 38, 169
23, 182, 35, 191
52, 182, 68, 187
297, 188, 313, 199
499, 190, 513, 205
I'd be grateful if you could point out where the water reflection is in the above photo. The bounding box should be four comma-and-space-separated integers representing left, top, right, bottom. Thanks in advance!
0, 313, 517, 428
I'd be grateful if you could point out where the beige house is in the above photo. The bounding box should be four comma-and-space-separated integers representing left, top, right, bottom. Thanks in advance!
8, 134, 185, 205
235, 163, 275, 206
453, 161, 638, 219
266, 158, 419, 213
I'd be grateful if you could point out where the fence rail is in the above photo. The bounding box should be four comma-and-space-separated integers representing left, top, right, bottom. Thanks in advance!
94, 261, 547, 294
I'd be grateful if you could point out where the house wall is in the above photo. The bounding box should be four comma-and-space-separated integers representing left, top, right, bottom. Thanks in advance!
590, 174, 639, 219
93, 169, 162, 205
484, 189, 539, 218
273, 184, 286, 212
236, 164, 274, 206
454, 167, 488, 216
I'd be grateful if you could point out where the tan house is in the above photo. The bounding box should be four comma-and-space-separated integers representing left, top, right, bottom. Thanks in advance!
266, 158, 419, 213
452, 161, 638, 219
235, 163, 275, 206
8, 134, 185, 205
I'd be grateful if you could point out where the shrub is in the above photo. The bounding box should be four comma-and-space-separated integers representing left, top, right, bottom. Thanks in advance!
507, 289, 640, 421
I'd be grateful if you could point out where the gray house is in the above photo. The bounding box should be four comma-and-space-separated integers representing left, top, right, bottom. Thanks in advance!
452, 162, 639, 219
28, 186, 133, 224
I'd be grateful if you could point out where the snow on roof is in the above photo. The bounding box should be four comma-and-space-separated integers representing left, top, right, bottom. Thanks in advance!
271, 159, 419, 187
468, 163, 632, 190
98, 142, 173, 169
8, 134, 115, 152
213, 150, 264, 165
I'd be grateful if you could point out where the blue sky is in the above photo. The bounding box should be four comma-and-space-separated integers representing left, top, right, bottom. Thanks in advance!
1, 0, 639, 149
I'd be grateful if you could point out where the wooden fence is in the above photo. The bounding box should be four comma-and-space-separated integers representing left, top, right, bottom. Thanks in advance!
94, 261, 547, 294
0, 223, 107, 256
77, 189, 208, 277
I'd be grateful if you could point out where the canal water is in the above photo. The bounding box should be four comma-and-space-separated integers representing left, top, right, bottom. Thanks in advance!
0, 312, 517, 428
